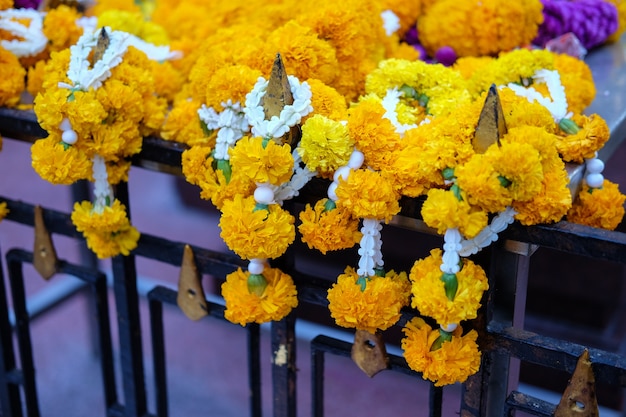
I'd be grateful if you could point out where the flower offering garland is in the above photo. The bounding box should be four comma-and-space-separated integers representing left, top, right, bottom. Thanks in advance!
31, 26, 173, 258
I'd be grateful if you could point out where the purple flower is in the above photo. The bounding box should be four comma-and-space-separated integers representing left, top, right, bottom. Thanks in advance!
534, 0, 619, 50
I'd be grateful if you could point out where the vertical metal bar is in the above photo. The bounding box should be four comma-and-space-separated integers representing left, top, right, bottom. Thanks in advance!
112, 254, 148, 417
90, 270, 118, 409
271, 314, 296, 417
149, 296, 167, 417
7, 254, 40, 417
429, 385, 443, 417
112, 181, 148, 417
485, 243, 532, 417
311, 343, 324, 417
247, 323, 262, 417
0, 250, 22, 417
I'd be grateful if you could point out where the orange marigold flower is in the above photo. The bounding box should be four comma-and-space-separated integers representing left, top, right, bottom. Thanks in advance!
304, 78, 348, 122
409, 249, 488, 325
71, 199, 131, 235
298, 199, 361, 254
347, 96, 401, 171
83, 226, 140, 259
335, 169, 400, 222
421, 188, 488, 239
401, 318, 481, 386
222, 267, 298, 326
486, 140, 544, 202
556, 114, 610, 163
31, 136, 92, 185
455, 153, 511, 213
219, 195, 295, 260
567, 180, 626, 230
327, 266, 410, 333
229, 136, 294, 186
0, 46, 25, 108
512, 168, 572, 226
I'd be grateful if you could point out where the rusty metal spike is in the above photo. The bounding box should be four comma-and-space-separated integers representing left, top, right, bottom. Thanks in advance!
262, 53, 301, 148
33, 205, 58, 280
473, 84, 507, 154
554, 349, 599, 417
351, 330, 389, 378
176, 245, 209, 321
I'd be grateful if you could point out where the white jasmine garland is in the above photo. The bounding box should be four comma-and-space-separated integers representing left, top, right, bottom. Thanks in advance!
584, 153, 605, 188
272, 149, 316, 203
92, 155, 113, 213
440, 228, 462, 274
357, 218, 384, 277
382, 88, 418, 136
459, 207, 517, 256
506, 69, 570, 122
0, 9, 47, 57
198, 101, 249, 160
244, 75, 313, 139
61, 27, 181, 92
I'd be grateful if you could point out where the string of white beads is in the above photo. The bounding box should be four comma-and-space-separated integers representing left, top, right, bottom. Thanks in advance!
585, 153, 605, 188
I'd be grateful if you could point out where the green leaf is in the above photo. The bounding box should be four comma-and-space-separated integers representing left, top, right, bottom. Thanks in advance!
323, 199, 337, 212
442, 167, 455, 181
247, 274, 268, 296
200, 120, 214, 137
498, 175, 512, 188
356, 276, 368, 292
558, 118, 580, 135
430, 329, 453, 351
451, 184, 463, 201
216, 159, 232, 183
440, 273, 458, 301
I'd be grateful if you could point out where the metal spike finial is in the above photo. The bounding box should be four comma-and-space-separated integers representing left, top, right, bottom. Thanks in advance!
473, 84, 507, 154
177, 245, 209, 321
33, 205, 59, 280
554, 349, 599, 417
261, 53, 301, 148
351, 330, 389, 378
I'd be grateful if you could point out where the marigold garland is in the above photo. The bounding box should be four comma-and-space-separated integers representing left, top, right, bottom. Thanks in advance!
221, 266, 298, 327
401, 317, 481, 387
327, 266, 411, 334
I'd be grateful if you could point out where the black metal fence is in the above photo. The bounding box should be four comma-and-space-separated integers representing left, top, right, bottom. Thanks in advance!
0, 107, 625, 417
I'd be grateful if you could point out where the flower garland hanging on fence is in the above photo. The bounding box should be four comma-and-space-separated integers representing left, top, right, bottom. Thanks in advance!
31, 26, 176, 258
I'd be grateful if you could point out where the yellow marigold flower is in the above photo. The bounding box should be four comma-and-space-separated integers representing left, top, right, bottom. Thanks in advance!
83, 226, 140, 259
503, 126, 563, 173
229, 136, 294, 186
468, 49, 554, 96
410, 249, 488, 325
31, 136, 92, 185
39, 49, 71, 92
0, 0, 12, 10
97, 10, 145, 37
567, 180, 626, 230
335, 169, 400, 222
65, 91, 108, 139
299, 115, 353, 177
298, 199, 361, 254
401, 318, 481, 386
150, 61, 184, 103
379, 0, 421, 33
453, 56, 494, 80
418, 0, 543, 58
421, 188, 488, 239
222, 267, 298, 326
455, 153, 511, 213
204, 64, 262, 111
106, 159, 132, 185
556, 114, 610, 164
71, 199, 139, 259
0, 202, 9, 222
181, 147, 255, 209
0, 46, 25, 107
219, 195, 295, 260
161, 99, 212, 147
327, 266, 410, 333
486, 140, 544, 202
139, 21, 170, 45
72, 200, 132, 235
266, 20, 339, 86
304, 78, 348, 122
347, 96, 400, 171
87, 0, 142, 16
43, 6, 83, 53
512, 168, 572, 225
